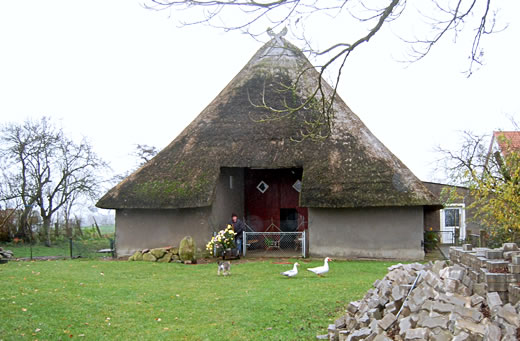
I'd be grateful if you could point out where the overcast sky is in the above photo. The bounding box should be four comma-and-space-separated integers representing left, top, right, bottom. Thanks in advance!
1, 1, 519, 186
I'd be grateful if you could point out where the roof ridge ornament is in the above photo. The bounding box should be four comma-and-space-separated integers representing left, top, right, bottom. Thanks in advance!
267, 27, 288, 46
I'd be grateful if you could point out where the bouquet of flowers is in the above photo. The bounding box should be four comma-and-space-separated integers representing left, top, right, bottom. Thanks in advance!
206, 224, 237, 256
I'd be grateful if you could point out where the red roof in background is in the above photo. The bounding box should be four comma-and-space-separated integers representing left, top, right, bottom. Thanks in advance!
493, 131, 520, 154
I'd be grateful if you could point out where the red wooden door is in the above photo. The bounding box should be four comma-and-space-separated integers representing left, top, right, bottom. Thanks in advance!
244, 168, 307, 232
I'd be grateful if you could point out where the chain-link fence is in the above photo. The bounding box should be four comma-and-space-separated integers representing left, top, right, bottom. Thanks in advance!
243, 231, 306, 258
0, 237, 115, 260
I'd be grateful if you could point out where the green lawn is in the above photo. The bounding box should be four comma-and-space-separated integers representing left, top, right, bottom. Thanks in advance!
0, 258, 396, 340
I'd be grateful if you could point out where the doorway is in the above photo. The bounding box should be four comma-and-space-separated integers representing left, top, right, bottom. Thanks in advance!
440, 204, 465, 244
244, 168, 308, 232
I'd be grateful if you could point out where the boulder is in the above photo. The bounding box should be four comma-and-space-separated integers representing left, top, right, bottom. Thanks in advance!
158, 253, 173, 263
142, 253, 157, 262
179, 236, 196, 262
150, 248, 167, 259
128, 251, 141, 261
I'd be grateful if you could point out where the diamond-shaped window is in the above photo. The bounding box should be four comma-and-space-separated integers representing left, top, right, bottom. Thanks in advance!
256, 181, 269, 193
292, 180, 302, 193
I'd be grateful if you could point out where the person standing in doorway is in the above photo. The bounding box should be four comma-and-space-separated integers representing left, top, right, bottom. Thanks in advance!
228, 213, 245, 256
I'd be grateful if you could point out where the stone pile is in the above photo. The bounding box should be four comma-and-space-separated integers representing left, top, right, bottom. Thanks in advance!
449, 243, 520, 305
319, 257, 520, 340
128, 236, 198, 264
0, 247, 13, 262
128, 247, 183, 263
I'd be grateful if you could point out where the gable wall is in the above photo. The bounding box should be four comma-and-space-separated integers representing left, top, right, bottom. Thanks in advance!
308, 206, 424, 260
115, 207, 212, 257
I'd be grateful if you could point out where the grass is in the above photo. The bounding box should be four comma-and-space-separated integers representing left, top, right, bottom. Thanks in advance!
0, 225, 115, 259
1, 238, 113, 259
83, 225, 114, 235
0, 258, 396, 340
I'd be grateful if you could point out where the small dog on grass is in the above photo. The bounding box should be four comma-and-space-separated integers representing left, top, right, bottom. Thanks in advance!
217, 261, 231, 276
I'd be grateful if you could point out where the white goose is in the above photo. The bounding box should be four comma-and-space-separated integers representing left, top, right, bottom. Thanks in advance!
307, 257, 332, 277
280, 262, 300, 278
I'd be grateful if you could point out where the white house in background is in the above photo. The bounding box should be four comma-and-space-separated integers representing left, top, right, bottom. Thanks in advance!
423, 182, 481, 244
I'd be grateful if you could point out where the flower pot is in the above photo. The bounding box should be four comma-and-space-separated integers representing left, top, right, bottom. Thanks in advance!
222, 248, 240, 260
222, 248, 232, 260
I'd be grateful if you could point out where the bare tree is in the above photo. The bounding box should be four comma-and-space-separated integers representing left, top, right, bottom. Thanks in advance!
145, 0, 501, 139
133, 144, 158, 167
0, 174, 22, 240
0, 117, 109, 245
436, 130, 520, 245
435, 131, 495, 186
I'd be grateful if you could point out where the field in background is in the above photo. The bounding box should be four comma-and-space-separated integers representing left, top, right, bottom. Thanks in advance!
0, 225, 115, 259
82, 224, 115, 235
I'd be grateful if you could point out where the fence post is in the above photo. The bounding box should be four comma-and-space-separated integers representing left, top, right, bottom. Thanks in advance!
212, 231, 217, 257
480, 230, 487, 247
302, 230, 307, 258
69, 238, 73, 259
29, 233, 33, 261
109, 238, 115, 258
243, 232, 247, 257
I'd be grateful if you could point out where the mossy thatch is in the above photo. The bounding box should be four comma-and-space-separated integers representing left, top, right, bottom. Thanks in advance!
96, 38, 439, 210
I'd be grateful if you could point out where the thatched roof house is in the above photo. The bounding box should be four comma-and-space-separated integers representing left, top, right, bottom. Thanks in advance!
97, 37, 439, 259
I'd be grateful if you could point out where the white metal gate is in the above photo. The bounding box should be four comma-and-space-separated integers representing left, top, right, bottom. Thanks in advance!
243, 231, 306, 258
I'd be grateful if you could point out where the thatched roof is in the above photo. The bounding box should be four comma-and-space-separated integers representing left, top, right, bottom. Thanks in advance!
97, 38, 439, 209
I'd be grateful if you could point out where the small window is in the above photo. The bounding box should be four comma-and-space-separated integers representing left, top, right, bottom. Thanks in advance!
256, 181, 269, 193
444, 208, 460, 227
292, 180, 302, 193
229, 175, 233, 189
